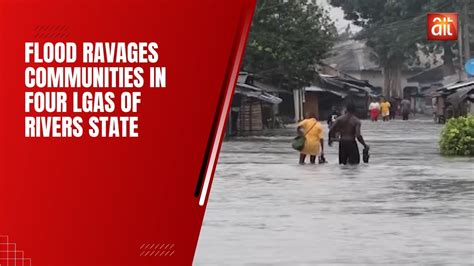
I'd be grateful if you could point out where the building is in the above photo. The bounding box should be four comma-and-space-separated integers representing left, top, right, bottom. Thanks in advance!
406, 65, 462, 115
298, 74, 376, 121
228, 72, 283, 135
323, 40, 425, 97
433, 79, 474, 122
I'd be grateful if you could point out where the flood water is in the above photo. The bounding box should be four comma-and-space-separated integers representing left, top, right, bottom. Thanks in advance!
194, 118, 474, 265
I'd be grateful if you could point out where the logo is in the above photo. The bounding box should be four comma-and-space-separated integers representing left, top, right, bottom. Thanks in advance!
427, 13, 458, 41
465, 58, 474, 76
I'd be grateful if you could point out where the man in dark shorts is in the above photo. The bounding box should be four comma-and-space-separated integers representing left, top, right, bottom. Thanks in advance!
328, 103, 369, 165
401, 97, 411, 120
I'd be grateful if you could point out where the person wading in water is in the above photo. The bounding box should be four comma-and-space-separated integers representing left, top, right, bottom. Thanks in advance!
401, 97, 411, 120
328, 103, 369, 165
297, 112, 325, 164
380, 98, 391, 122
368, 99, 380, 122
327, 106, 341, 128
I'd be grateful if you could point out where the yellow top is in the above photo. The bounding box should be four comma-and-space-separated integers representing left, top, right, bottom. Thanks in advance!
298, 118, 324, 156
380, 102, 391, 113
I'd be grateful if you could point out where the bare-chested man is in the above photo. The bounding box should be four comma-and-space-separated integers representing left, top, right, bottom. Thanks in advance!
328, 103, 369, 165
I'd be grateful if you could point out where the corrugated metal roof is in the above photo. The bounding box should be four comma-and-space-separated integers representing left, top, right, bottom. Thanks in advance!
323, 40, 380, 72
445, 80, 474, 91
304, 85, 347, 98
235, 83, 282, 104
446, 87, 474, 105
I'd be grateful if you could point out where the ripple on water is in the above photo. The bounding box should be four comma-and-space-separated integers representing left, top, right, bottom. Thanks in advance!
195, 119, 474, 265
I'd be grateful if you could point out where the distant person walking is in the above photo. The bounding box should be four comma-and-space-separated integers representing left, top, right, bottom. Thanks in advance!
368, 99, 380, 122
297, 112, 325, 164
328, 103, 369, 165
389, 98, 397, 120
380, 98, 391, 121
401, 97, 411, 120
327, 106, 341, 128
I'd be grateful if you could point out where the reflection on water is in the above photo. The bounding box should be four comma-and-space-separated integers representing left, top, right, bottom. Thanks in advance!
195, 119, 474, 265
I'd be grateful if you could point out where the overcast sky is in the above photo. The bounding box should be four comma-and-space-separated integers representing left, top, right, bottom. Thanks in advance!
317, 0, 362, 33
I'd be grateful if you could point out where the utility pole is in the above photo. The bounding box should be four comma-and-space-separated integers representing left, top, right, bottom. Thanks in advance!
458, 0, 471, 81
462, 0, 471, 67
458, 3, 464, 81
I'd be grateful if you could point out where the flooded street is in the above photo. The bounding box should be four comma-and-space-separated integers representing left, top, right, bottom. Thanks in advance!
195, 119, 474, 265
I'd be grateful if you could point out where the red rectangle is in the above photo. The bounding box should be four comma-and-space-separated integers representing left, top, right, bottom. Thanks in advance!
427, 12, 458, 41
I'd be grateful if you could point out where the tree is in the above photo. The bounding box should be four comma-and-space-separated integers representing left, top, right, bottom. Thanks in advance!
330, 0, 458, 97
243, 0, 337, 90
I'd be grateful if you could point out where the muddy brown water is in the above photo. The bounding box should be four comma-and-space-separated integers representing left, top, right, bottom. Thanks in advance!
195, 119, 474, 265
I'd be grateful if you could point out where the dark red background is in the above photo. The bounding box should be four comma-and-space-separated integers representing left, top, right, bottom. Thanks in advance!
427, 12, 458, 41
0, 0, 255, 265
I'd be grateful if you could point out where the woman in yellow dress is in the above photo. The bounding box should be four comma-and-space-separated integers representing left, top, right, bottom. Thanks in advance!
380, 98, 391, 121
297, 112, 325, 164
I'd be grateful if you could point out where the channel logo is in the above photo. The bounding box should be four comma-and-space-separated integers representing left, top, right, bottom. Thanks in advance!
427, 13, 458, 41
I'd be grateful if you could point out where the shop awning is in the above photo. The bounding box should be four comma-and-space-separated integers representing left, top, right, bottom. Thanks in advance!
438, 79, 474, 94
235, 83, 282, 104
304, 85, 348, 98
446, 87, 474, 106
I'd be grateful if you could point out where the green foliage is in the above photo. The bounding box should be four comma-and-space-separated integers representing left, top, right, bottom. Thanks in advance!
243, 0, 337, 90
329, 0, 459, 96
439, 116, 474, 156
330, 0, 457, 67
